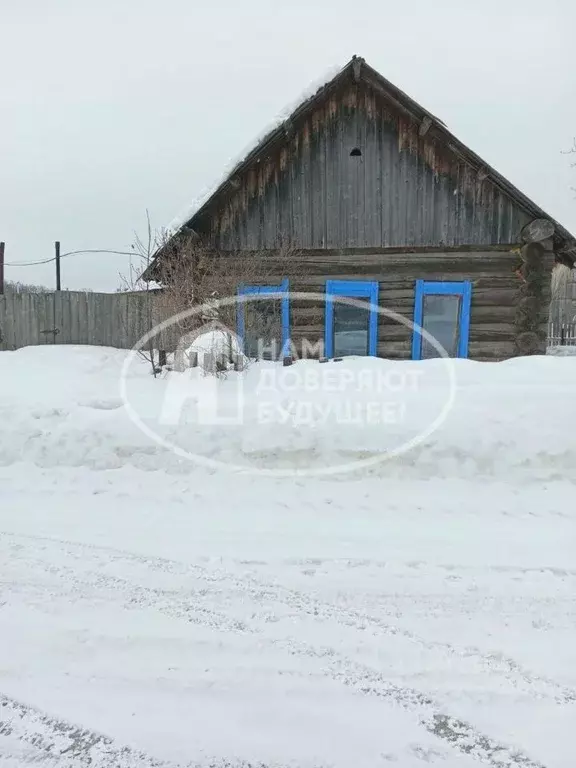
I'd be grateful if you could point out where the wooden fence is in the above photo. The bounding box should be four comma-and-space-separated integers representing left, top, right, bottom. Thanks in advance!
0, 290, 164, 352
548, 269, 576, 348
548, 321, 576, 347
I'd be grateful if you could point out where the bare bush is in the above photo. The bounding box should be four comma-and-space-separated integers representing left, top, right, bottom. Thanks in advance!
118, 212, 164, 376
123, 212, 297, 375
148, 230, 296, 370
5, 281, 50, 294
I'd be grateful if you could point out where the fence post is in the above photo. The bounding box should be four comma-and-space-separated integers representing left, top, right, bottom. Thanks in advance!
55, 241, 61, 291
0, 242, 4, 295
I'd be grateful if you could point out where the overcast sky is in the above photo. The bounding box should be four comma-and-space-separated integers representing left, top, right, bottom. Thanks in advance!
2, 0, 575, 291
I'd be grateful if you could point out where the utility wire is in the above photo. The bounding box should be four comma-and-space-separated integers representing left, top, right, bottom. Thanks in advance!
4, 248, 138, 267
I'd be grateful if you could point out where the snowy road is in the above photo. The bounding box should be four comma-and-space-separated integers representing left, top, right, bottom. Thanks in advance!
1, 471, 575, 768
1, 347, 575, 767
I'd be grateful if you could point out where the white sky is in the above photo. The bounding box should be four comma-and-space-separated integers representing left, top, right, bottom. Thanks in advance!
2, 0, 575, 291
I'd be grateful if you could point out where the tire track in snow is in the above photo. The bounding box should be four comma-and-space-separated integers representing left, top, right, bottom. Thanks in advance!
3, 530, 571, 706
0, 693, 325, 768
0, 634, 549, 768
270, 586, 576, 706
1, 542, 253, 637
0, 693, 168, 768
272, 641, 547, 768
0, 533, 561, 767
278, 557, 576, 578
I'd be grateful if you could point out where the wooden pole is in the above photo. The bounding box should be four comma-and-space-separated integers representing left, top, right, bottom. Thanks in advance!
0, 242, 4, 295
55, 241, 61, 290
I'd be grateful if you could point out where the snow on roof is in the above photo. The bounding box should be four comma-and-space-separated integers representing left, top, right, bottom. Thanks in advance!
165, 62, 344, 236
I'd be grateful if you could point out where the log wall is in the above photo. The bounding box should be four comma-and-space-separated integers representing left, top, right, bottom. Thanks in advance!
260, 246, 547, 361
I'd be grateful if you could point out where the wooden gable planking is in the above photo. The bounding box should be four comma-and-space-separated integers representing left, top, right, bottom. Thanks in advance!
197, 81, 531, 252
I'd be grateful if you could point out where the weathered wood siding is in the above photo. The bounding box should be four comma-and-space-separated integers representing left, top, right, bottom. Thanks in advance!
0, 291, 159, 351
199, 83, 531, 252
259, 247, 533, 361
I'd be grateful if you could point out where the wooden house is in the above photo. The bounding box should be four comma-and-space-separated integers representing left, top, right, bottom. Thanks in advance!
148, 56, 576, 361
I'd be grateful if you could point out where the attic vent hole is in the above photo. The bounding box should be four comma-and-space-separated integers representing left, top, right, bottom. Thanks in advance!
350, 147, 362, 157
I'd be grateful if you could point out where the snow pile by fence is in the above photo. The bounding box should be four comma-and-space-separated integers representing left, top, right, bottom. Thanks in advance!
547, 345, 576, 356
0, 345, 575, 481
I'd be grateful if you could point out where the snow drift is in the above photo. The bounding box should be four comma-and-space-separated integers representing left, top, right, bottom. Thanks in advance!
0, 345, 575, 481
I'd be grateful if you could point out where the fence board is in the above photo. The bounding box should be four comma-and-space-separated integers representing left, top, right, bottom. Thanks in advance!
549, 270, 576, 348
0, 290, 165, 352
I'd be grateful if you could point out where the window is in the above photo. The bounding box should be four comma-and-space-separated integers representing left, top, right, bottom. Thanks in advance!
237, 279, 290, 360
325, 280, 379, 358
412, 280, 472, 360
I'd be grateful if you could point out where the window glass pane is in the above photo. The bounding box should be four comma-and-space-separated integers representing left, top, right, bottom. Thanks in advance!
421, 294, 461, 358
244, 298, 282, 360
333, 301, 370, 356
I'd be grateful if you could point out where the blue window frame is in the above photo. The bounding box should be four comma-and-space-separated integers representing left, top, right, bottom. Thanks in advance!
237, 278, 290, 358
325, 279, 379, 358
411, 280, 472, 360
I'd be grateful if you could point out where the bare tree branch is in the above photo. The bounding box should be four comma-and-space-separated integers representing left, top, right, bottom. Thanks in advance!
152, 232, 298, 371
117, 212, 162, 376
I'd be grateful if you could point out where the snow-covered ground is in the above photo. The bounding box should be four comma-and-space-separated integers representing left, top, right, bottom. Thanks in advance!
0, 346, 575, 768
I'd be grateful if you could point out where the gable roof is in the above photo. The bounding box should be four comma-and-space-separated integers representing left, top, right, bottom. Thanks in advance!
153, 56, 575, 272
